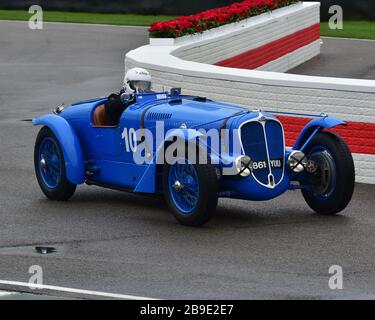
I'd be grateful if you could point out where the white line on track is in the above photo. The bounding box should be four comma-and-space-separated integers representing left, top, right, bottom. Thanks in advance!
0, 280, 159, 300
0, 291, 17, 297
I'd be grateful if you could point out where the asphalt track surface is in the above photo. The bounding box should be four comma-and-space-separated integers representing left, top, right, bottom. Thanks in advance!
0, 21, 375, 300
290, 37, 375, 79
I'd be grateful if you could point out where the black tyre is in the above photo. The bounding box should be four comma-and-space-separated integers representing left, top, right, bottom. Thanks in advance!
34, 127, 77, 201
302, 132, 355, 215
163, 145, 218, 226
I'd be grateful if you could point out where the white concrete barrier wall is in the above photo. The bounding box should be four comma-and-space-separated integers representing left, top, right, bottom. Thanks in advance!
173, 2, 321, 72
126, 2, 375, 184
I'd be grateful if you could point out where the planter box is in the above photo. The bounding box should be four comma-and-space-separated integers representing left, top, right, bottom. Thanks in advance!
150, 2, 304, 47
150, 2, 321, 74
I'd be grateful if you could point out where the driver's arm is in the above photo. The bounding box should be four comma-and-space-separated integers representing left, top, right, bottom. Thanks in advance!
104, 92, 124, 126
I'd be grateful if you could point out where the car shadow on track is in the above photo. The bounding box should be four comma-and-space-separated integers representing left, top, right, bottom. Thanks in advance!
33, 185, 352, 230
214, 205, 350, 230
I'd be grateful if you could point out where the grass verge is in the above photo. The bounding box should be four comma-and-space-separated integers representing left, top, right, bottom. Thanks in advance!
321, 21, 375, 40
0, 10, 175, 27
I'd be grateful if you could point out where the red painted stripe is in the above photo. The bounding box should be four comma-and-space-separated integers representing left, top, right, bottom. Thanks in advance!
216, 24, 321, 69
276, 116, 375, 155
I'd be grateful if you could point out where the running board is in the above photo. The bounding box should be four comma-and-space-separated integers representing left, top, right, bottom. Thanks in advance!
85, 180, 133, 193
85, 180, 162, 198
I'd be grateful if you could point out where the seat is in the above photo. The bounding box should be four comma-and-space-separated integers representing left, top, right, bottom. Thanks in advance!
93, 104, 117, 128
93, 104, 107, 126
93, 97, 130, 128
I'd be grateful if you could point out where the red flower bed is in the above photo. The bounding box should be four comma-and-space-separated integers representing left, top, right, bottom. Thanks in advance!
149, 0, 300, 38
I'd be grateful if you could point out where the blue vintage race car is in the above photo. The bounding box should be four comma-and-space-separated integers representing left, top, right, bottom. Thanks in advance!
33, 90, 355, 226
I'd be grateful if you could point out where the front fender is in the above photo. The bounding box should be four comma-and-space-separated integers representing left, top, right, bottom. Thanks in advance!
294, 116, 347, 150
163, 128, 227, 164
33, 115, 85, 184
134, 128, 216, 194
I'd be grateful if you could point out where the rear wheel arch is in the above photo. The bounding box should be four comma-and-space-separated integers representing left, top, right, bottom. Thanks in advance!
33, 115, 85, 184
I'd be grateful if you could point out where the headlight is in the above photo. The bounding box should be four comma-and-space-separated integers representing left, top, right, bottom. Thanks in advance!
235, 156, 252, 177
288, 151, 308, 173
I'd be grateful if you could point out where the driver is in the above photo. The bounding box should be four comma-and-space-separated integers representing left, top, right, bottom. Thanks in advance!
105, 68, 152, 126
123, 67, 152, 95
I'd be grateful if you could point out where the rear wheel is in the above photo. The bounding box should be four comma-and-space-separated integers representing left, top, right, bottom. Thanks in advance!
34, 127, 76, 201
302, 132, 355, 215
163, 146, 218, 226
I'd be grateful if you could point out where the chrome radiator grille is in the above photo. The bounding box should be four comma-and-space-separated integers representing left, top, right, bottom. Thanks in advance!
240, 118, 285, 188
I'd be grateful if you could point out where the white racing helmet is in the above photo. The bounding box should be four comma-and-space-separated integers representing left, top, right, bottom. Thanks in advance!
123, 68, 152, 94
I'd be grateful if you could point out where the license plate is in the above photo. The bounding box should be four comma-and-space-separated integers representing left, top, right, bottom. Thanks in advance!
252, 159, 283, 171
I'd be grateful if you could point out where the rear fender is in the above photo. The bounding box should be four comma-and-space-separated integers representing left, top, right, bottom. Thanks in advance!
33, 115, 85, 184
294, 116, 347, 151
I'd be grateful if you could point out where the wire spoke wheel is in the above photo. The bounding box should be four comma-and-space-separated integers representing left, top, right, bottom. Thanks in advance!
34, 127, 77, 201
309, 148, 336, 199
301, 132, 355, 216
168, 161, 200, 215
163, 145, 218, 226
38, 137, 62, 189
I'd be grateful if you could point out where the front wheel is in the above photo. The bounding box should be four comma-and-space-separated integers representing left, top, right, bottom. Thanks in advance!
302, 132, 355, 215
34, 127, 77, 201
163, 150, 218, 227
